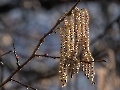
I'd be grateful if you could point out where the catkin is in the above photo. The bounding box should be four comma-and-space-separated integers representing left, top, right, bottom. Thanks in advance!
59, 7, 95, 87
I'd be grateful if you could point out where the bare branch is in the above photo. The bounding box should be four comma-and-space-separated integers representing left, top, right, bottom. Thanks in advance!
0, 50, 12, 58
0, 0, 81, 88
13, 43, 20, 68
11, 79, 37, 90
35, 54, 60, 59
0, 60, 4, 90
80, 60, 106, 64
94, 60, 106, 62
35, 54, 106, 63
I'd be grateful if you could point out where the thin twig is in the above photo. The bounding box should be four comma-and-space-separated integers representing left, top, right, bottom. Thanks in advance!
11, 79, 37, 90
80, 60, 106, 64
35, 54, 60, 59
0, 50, 12, 58
93, 60, 106, 62
13, 43, 20, 68
35, 54, 106, 63
0, 0, 81, 88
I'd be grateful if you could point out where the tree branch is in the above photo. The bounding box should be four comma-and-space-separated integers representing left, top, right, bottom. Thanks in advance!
35, 54, 106, 63
35, 54, 60, 59
0, 50, 12, 58
13, 43, 20, 68
0, 0, 81, 88
11, 79, 37, 90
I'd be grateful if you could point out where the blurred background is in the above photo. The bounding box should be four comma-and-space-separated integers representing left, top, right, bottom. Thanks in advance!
0, 0, 120, 90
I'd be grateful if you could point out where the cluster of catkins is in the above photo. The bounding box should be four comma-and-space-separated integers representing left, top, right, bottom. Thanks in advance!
59, 7, 95, 87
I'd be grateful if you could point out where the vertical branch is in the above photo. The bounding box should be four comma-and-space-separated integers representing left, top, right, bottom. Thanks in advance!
0, 60, 4, 90
13, 43, 20, 68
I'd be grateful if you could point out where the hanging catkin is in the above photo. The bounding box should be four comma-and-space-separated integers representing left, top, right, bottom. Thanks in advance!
59, 7, 95, 87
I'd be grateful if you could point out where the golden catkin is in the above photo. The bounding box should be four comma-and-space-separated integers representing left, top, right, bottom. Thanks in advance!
79, 8, 95, 84
59, 17, 70, 87
59, 7, 95, 87
69, 9, 80, 77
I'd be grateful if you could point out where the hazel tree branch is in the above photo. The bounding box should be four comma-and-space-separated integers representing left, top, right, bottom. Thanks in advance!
11, 79, 37, 90
0, 0, 81, 88
35, 54, 106, 63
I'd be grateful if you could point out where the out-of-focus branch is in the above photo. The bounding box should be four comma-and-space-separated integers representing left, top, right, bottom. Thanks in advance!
0, 62, 4, 65
0, 0, 81, 88
90, 16, 120, 45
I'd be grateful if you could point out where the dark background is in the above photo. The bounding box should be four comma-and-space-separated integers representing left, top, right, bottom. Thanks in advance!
0, 0, 120, 90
